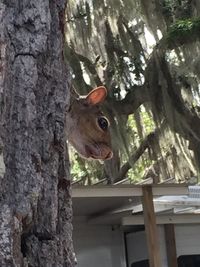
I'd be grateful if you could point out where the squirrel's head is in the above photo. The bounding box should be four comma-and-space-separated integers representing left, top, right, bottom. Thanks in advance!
67, 86, 113, 160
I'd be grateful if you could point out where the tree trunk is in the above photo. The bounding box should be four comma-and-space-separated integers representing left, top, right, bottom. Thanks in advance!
0, 1, 75, 266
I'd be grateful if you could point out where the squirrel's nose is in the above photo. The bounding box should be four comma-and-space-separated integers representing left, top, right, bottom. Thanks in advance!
105, 150, 113, 160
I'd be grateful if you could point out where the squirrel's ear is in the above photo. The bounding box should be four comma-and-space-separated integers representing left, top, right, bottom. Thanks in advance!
86, 86, 107, 105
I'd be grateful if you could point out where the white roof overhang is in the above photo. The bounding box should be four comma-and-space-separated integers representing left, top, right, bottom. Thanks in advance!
72, 184, 200, 225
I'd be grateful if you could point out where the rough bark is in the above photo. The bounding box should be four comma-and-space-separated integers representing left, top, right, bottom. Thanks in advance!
0, 1, 75, 266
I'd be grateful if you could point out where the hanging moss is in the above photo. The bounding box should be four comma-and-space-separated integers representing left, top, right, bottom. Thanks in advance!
167, 17, 200, 46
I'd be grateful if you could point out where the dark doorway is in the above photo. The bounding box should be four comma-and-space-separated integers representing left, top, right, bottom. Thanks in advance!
178, 255, 200, 267
131, 259, 149, 267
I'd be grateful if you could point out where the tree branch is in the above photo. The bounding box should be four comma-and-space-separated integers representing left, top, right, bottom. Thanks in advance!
115, 121, 168, 183
74, 51, 103, 86
64, 44, 91, 94
109, 84, 148, 115
115, 132, 156, 183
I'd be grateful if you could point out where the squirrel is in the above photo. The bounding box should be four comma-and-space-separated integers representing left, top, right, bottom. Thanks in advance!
66, 86, 113, 160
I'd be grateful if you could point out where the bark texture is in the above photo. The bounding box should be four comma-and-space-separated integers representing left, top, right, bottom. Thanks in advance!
0, 0, 75, 266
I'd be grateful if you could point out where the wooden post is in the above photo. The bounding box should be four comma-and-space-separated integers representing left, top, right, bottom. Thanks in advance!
142, 185, 162, 267
164, 224, 178, 267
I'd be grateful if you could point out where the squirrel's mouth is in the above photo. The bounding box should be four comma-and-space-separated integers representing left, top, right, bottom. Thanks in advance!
85, 143, 113, 160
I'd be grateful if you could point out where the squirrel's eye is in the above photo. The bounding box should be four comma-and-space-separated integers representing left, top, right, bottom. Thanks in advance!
97, 117, 109, 131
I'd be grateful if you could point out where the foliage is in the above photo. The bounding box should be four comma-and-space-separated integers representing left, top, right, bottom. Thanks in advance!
70, 147, 104, 185
167, 17, 200, 43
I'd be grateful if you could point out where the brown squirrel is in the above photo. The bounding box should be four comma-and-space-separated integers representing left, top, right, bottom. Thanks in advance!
66, 86, 113, 160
